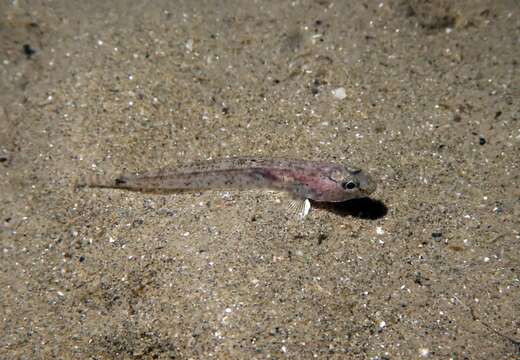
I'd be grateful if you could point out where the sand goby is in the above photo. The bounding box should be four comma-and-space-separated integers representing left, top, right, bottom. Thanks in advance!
79, 157, 376, 218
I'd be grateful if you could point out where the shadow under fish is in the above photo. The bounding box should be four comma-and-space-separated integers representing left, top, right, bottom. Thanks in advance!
312, 197, 388, 220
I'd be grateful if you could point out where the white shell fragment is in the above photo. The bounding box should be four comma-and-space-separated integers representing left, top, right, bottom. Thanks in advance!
301, 198, 311, 219
332, 87, 347, 100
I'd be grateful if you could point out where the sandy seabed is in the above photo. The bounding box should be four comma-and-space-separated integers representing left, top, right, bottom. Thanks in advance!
1, 0, 519, 359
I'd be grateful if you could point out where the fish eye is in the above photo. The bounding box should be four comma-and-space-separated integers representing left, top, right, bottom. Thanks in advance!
343, 181, 357, 190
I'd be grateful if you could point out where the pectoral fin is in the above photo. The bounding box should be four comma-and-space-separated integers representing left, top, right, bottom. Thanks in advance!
288, 198, 311, 220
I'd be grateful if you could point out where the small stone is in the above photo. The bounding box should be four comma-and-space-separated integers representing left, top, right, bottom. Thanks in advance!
332, 87, 347, 100
419, 347, 430, 357
310, 79, 321, 95
22, 44, 36, 59
479, 136, 486, 145
185, 39, 193, 51
431, 231, 442, 240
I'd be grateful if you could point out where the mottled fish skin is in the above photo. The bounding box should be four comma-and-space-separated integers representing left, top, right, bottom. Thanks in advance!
84, 157, 376, 202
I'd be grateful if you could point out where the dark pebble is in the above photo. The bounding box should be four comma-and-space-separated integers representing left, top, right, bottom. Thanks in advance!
22, 44, 36, 59
431, 231, 442, 239
132, 218, 145, 226
310, 79, 320, 95
317, 233, 327, 245
479, 136, 486, 145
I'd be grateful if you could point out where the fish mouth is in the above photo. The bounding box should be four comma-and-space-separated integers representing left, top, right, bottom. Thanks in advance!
360, 176, 377, 196
364, 183, 377, 196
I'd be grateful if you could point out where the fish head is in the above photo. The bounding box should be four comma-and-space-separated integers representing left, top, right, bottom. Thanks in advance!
327, 165, 376, 201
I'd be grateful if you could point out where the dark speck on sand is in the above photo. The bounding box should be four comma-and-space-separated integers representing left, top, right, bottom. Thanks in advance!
1, 0, 519, 359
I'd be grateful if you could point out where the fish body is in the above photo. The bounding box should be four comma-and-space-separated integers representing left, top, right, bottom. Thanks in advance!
83, 157, 376, 204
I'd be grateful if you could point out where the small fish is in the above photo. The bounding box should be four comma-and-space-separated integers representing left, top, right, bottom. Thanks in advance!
79, 157, 376, 218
